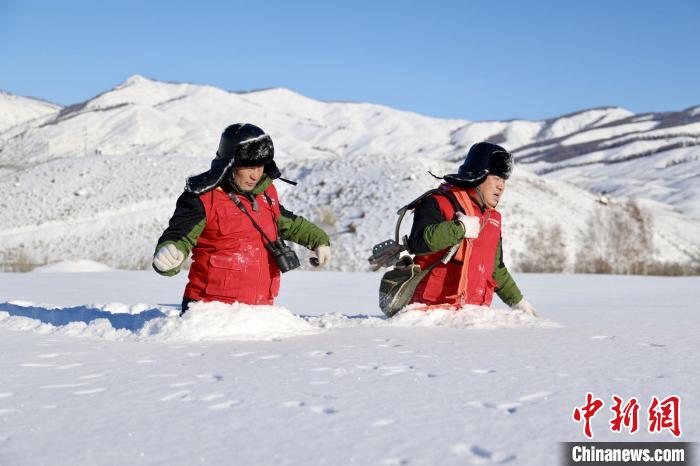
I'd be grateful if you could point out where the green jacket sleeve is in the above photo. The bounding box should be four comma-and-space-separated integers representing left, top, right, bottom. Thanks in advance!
422, 221, 464, 252
153, 191, 207, 276
278, 204, 330, 250
492, 237, 523, 306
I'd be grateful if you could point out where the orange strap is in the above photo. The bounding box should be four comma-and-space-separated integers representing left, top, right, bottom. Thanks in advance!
450, 189, 478, 305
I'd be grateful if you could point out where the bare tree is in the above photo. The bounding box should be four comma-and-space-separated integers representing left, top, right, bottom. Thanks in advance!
575, 198, 655, 274
519, 224, 568, 272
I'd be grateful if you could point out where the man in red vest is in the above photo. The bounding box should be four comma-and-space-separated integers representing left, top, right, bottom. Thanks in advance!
152, 123, 331, 314
407, 142, 538, 316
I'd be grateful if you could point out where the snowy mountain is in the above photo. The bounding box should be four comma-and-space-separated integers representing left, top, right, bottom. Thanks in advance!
0, 76, 698, 271
513, 106, 700, 219
0, 91, 59, 134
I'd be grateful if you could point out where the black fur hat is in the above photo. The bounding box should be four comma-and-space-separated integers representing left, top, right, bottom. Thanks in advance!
441, 142, 513, 188
186, 123, 281, 194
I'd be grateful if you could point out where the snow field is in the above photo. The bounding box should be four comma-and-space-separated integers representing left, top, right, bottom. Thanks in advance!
0, 271, 697, 465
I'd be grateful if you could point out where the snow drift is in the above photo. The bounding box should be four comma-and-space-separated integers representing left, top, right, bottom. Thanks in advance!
0, 300, 556, 342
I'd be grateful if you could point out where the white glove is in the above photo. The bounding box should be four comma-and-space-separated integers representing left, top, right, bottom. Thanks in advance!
455, 212, 480, 239
511, 298, 539, 317
153, 244, 185, 272
313, 245, 332, 267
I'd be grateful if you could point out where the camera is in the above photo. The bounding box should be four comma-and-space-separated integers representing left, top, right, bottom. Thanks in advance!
266, 239, 300, 273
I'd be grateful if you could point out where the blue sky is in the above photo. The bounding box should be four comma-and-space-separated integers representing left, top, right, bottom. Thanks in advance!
1, 0, 698, 120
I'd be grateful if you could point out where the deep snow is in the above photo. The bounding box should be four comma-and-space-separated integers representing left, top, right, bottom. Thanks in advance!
0, 270, 697, 465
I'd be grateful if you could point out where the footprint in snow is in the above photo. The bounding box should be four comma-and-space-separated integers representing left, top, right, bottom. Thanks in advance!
195, 374, 223, 382
79, 373, 105, 380
380, 457, 409, 465
0, 409, 20, 416
231, 351, 256, 358
591, 335, 615, 340
466, 401, 519, 416
37, 353, 61, 359
640, 342, 666, 347
41, 382, 92, 389
55, 363, 84, 370
0, 393, 14, 399
136, 359, 157, 364
170, 381, 198, 388
256, 354, 282, 360
310, 367, 347, 377
472, 369, 496, 375
201, 393, 226, 402
309, 405, 338, 415
160, 390, 193, 402
468, 391, 554, 416
280, 400, 336, 414
308, 350, 333, 357
372, 419, 397, 427
452, 444, 515, 463
74, 388, 108, 395
208, 400, 241, 410
281, 400, 306, 408
19, 363, 55, 368
518, 391, 553, 402
379, 365, 415, 376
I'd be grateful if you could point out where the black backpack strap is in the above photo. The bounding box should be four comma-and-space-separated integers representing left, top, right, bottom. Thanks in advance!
401, 188, 440, 211
395, 188, 441, 246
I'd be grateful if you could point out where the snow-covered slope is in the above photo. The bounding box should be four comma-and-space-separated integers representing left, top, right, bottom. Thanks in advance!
0, 76, 698, 271
0, 91, 59, 134
514, 107, 700, 218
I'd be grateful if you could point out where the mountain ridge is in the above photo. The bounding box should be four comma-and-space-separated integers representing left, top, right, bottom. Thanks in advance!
0, 75, 697, 272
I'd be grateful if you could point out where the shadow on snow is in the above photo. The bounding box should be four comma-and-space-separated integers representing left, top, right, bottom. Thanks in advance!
0, 302, 167, 331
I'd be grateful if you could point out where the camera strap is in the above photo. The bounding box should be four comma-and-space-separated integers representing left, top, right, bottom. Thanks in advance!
227, 192, 276, 245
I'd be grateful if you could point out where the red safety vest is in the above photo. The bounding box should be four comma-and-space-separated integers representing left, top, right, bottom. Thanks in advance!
410, 186, 502, 307
184, 184, 282, 305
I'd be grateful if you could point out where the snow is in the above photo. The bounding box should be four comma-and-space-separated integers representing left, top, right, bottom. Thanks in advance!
0, 92, 58, 133
539, 107, 633, 140
1, 76, 698, 272
0, 270, 697, 465
560, 120, 659, 146
32, 260, 115, 273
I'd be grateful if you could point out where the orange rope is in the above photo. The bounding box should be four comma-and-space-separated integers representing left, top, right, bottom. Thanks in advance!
438, 189, 474, 308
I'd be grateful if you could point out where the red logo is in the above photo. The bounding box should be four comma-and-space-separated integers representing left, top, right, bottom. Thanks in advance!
573, 394, 682, 438
648, 395, 681, 438
609, 395, 640, 434
572, 393, 605, 438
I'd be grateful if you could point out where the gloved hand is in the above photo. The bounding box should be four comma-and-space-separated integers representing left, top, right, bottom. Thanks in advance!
153, 244, 185, 272
311, 245, 331, 267
511, 298, 539, 317
455, 211, 480, 239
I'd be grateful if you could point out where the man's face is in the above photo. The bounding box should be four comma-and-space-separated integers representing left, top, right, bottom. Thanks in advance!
479, 174, 506, 208
233, 165, 265, 192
